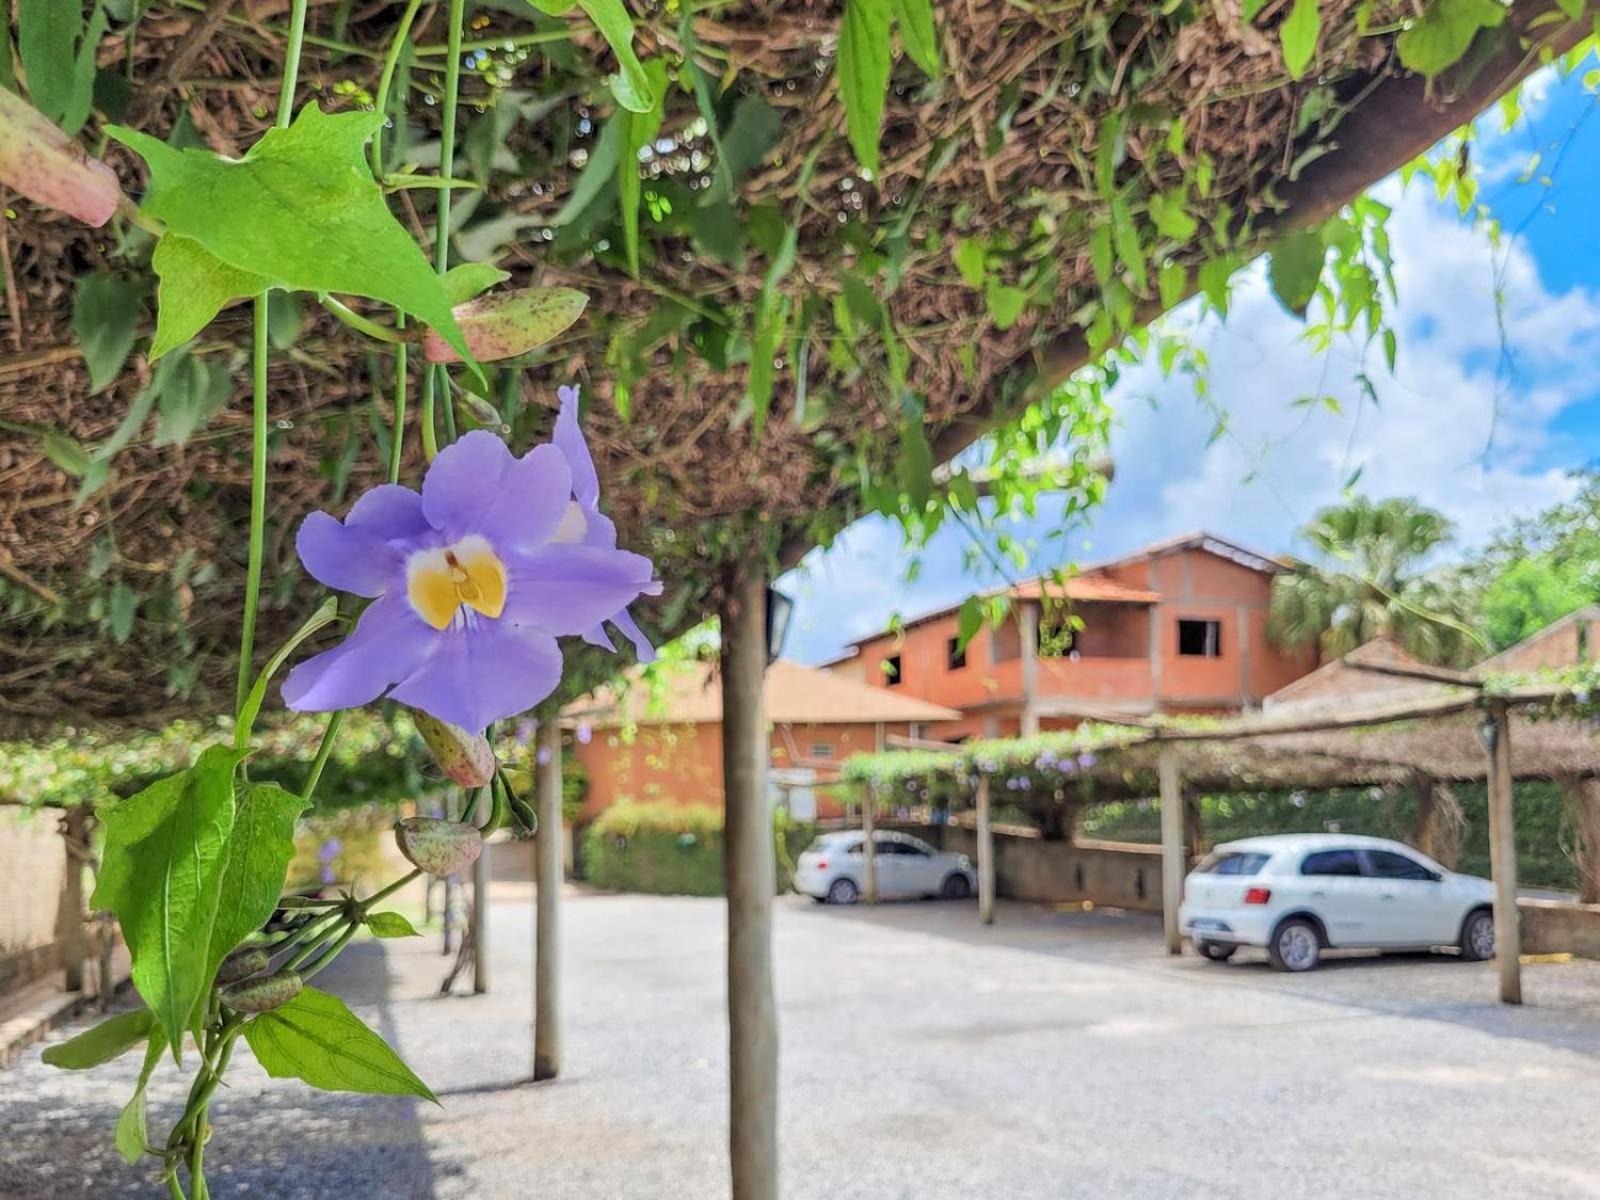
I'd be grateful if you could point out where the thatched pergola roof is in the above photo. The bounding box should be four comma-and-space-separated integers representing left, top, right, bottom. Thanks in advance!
0, 0, 1583, 734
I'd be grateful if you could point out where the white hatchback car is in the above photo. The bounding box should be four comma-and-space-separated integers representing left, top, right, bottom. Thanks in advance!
1179, 833, 1497, 972
794, 831, 976, 904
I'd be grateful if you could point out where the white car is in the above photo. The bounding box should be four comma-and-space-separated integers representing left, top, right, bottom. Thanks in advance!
1179, 833, 1497, 972
794, 831, 976, 904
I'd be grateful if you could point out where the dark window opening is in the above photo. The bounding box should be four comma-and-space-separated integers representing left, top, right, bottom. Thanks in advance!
1301, 849, 1362, 877
946, 636, 967, 670
883, 654, 903, 686
1177, 618, 1222, 658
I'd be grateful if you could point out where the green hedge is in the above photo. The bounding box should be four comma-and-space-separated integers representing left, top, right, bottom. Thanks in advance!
1082, 783, 1576, 891
583, 802, 815, 896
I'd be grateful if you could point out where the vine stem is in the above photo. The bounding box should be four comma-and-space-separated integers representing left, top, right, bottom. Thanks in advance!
427, 0, 467, 455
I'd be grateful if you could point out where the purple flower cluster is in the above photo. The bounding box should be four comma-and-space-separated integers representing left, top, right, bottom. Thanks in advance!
283, 388, 659, 733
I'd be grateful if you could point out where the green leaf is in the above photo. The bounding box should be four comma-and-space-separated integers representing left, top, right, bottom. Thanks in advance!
115, 1028, 167, 1166
204, 783, 309, 987
551, 116, 621, 227
42, 1009, 155, 1070
1147, 191, 1198, 241
72, 273, 144, 395
153, 353, 232, 447
895, 394, 934, 511
147, 235, 271, 361
837, 0, 894, 176
1555, 0, 1584, 18
952, 238, 985, 289
365, 911, 421, 938
1267, 228, 1326, 316
1089, 224, 1114, 287
984, 280, 1027, 330
747, 294, 791, 440
581, 0, 657, 114
1109, 198, 1147, 291
59, 2, 107, 137
617, 59, 669, 278
1158, 261, 1189, 311
892, 0, 942, 77
956, 595, 984, 650
1280, 0, 1320, 81
108, 105, 471, 364
243, 985, 437, 1102
16, 0, 80, 123
236, 597, 340, 749
720, 93, 782, 187
267, 291, 306, 349
1197, 255, 1236, 315
91, 747, 240, 1057
1396, 0, 1506, 76
41, 429, 92, 477
1241, 0, 1269, 19
441, 262, 510, 306
108, 580, 138, 643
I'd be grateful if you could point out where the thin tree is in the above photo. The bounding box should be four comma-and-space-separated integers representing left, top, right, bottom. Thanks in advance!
1269, 497, 1482, 665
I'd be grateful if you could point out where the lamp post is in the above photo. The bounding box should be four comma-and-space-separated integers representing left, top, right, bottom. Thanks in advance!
765, 585, 794, 664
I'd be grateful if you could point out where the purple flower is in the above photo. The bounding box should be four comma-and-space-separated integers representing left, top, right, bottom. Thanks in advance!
1077, 752, 1097, 769
576, 722, 593, 745
552, 386, 655, 663
283, 430, 660, 733
536, 746, 553, 765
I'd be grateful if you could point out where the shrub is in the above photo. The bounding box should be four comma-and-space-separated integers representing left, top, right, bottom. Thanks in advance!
583, 802, 814, 896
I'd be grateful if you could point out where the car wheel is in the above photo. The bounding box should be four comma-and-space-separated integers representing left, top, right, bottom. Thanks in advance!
941, 873, 972, 900
826, 877, 859, 905
1197, 940, 1237, 963
1459, 908, 1495, 961
1269, 918, 1322, 972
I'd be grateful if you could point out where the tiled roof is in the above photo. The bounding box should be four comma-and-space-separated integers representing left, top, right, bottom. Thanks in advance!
563, 658, 962, 728
1010, 576, 1161, 605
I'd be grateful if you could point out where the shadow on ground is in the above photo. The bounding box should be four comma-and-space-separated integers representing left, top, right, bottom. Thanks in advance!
0, 942, 448, 1200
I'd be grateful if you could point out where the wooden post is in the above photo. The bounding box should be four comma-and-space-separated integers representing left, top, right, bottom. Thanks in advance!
534, 712, 563, 1080
721, 571, 778, 1200
471, 786, 492, 995
1158, 743, 1184, 956
976, 775, 994, 924
862, 784, 877, 903
58, 808, 88, 993
1483, 704, 1522, 1005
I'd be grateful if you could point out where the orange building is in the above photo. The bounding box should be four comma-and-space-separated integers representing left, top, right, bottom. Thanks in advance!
563, 658, 958, 820
827, 531, 1319, 739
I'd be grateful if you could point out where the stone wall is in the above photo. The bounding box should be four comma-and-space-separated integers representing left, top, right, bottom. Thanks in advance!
911, 823, 1163, 913
1518, 898, 1600, 958
0, 807, 72, 994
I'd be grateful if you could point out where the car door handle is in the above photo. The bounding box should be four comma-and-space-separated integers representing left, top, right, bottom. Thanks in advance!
1309, 890, 1326, 898
1380, 894, 1397, 901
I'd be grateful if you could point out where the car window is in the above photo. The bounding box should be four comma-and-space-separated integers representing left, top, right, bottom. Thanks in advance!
903, 837, 934, 857
1365, 849, 1436, 881
1300, 849, 1362, 876
1195, 851, 1270, 876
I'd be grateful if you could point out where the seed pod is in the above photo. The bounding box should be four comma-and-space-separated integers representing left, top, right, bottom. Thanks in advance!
412, 710, 496, 788
214, 947, 272, 987
0, 88, 123, 226
395, 816, 483, 877
220, 970, 303, 1014
422, 287, 588, 364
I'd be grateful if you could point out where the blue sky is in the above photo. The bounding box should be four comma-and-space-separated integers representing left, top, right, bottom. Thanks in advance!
778, 68, 1600, 666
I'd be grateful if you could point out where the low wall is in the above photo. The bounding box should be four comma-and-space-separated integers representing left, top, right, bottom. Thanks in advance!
1518, 898, 1600, 958
0, 807, 72, 994
918, 824, 1163, 913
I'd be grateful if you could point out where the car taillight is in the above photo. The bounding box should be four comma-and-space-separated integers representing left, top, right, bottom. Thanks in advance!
815, 859, 827, 870
1243, 887, 1271, 905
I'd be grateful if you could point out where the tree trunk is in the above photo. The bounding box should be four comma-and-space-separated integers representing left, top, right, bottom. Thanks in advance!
720, 571, 778, 1200
1413, 770, 1463, 869
534, 711, 563, 1081
1558, 775, 1600, 905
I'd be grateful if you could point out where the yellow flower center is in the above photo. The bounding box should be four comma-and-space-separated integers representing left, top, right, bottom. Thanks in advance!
406, 536, 507, 631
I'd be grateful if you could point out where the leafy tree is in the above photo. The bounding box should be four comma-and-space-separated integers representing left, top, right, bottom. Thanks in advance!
1472, 469, 1600, 650
1269, 496, 1481, 665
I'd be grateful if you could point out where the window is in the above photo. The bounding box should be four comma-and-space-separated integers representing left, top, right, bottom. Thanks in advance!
946, 636, 967, 670
882, 654, 902, 686
1195, 850, 1269, 876
809, 741, 835, 760
1177, 618, 1222, 657
1365, 849, 1438, 881
1301, 849, 1362, 876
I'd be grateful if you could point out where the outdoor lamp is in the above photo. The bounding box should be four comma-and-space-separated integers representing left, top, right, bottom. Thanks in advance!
766, 585, 795, 664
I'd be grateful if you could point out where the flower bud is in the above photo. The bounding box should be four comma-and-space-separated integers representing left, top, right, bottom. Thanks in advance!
395, 816, 483, 877
422, 287, 588, 364
214, 947, 272, 987
0, 88, 123, 227
412, 710, 496, 788
221, 970, 303, 1013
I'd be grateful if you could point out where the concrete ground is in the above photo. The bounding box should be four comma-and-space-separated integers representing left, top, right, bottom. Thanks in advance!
6, 886, 1600, 1199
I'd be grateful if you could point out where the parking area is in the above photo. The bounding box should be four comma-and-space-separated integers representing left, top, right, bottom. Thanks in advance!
7, 888, 1600, 1199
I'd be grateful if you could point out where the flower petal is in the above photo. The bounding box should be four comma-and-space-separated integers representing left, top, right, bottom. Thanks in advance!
554, 386, 600, 508
296, 511, 401, 597
282, 595, 436, 713
501, 543, 660, 636
388, 619, 562, 733
608, 608, 657, 663
345, 484, 431, 541
420, 430, 515, 540
476, 443, 572, 553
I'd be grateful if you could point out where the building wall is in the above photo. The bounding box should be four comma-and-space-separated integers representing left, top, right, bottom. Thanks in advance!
1483, 615, 1600, 674
572, 720, 910, 821
927, 825, 1163, 913
0, 807, 72, 994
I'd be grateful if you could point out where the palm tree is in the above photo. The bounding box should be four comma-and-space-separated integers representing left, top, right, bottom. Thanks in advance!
1269, 497, 1482, 666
